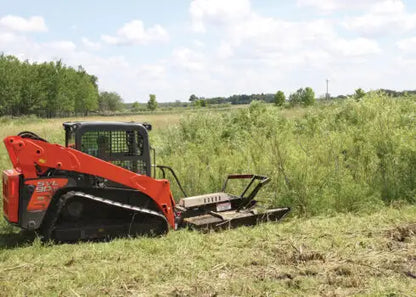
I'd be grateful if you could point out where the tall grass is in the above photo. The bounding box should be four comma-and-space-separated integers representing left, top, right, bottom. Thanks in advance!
156, 93, 416, 216
0, 93, 415, 217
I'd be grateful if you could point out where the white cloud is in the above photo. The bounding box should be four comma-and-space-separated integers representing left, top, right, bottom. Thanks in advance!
0, 15, 47, 32
396, 56, 416, 67
137, 64, 166, 80
190, 0, 251, 32
45, 41, 76, 52
0, 34, 79, 64
372, 0, 405, 14
183, 0, 389, 99
217, 42, 233, 59
189, 0, 380, 64
343, 1, 416, 36
192, 39, 205, 48
172, 47, 206, 71
296, 0, 342, 12
101, 20, 169, 45
331, 38, 381, 57
81, 37, 101, 50
296, 0, 382, 12
397, 37, 416, 54
216, 17, 379, 64
0, 32, 18, 44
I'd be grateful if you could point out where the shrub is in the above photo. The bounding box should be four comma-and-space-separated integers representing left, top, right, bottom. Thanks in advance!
274, 91, 285, 106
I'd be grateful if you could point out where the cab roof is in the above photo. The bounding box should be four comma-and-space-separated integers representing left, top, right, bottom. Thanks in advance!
62, 121, 152, 131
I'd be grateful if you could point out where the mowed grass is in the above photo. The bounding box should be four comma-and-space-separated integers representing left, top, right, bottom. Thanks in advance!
0, 206, 415, 296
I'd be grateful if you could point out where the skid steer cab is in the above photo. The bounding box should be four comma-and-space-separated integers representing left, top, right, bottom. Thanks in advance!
2, 121, 290, 242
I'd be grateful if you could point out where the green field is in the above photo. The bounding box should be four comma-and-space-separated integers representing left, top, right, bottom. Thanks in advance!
0, 95, 416, 296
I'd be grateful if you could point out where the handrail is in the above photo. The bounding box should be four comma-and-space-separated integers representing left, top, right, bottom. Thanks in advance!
153, 165, 188, 198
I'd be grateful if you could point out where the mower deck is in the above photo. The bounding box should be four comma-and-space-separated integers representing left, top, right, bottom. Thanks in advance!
183, 207, 290, 230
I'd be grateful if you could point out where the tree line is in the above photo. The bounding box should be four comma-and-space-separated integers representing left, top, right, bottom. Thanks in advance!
189, 93, 276, 105
188, 88, 416, 108
0, 55, 101, 117
189, 88, 317, 107
0, 54, 170, 116
0, 54, 131, 117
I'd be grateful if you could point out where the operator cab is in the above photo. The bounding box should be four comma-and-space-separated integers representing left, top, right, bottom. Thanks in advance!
63, 122, 152, 176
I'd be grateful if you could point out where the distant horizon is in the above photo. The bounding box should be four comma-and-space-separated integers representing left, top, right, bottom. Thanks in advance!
129, 87, 416, 105
1, 0, 415, 102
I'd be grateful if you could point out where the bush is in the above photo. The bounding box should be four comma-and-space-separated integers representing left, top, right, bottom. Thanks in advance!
274, 91, 285, 106
289, 87, 315, 106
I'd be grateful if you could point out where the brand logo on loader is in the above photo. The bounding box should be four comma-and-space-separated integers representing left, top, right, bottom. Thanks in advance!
36, 180, 60, 193
25, 178, 69, 211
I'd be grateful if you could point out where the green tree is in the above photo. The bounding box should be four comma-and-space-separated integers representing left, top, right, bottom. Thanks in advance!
147, 94, 158, 111
354, 88, 366, 101
0, 55, 23, 115
0, 54, 101, 117
74, 70, 98, 115
289, 89, 303, 106
98, 91, 123, 112
193, 98, 207, 108
303, 87, 315, 106
189, 94, 198, 102
289, 87, 315, 106
131, 101, 141, 112
57, 65, 77, 115
274, 90, 285, 106
38, 61, 61, 117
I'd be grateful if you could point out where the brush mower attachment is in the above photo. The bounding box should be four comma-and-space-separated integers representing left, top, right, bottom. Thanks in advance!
175, 174, 290, 230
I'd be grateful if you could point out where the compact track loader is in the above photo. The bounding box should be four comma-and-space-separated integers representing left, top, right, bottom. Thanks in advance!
2, 122, 290, 241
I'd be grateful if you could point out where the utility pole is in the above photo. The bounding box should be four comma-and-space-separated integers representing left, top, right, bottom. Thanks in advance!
326, 79, 329, 100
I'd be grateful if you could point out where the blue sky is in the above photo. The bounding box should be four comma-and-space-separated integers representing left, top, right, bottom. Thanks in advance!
1, 0, 416, 102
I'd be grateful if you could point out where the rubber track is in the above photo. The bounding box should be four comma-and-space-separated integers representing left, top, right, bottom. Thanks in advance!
40, 190, 167, 241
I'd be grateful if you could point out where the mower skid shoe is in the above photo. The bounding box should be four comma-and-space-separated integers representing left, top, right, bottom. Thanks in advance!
183, 207, 290, 231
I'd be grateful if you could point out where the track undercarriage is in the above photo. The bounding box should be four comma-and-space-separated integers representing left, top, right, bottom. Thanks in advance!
40, 191, 168, 242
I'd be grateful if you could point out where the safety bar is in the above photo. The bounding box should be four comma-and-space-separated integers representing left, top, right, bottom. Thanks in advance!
221, 174, 270, 210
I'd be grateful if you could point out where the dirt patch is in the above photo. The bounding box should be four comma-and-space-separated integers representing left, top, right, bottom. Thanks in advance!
334, 265, 352, 276
326, 271, 365, 289
299, 268, 318, 276
281, 243, 326, 264
387, 223, 416, 242
168, 287, 218, 297
291, 249, 325, 263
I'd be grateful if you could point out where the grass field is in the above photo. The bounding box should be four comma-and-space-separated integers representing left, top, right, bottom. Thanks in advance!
0, 99, 415, 296
1, 206, 415, 296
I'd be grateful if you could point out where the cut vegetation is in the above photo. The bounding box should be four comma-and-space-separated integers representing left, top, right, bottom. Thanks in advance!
0, 206, 415, 296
